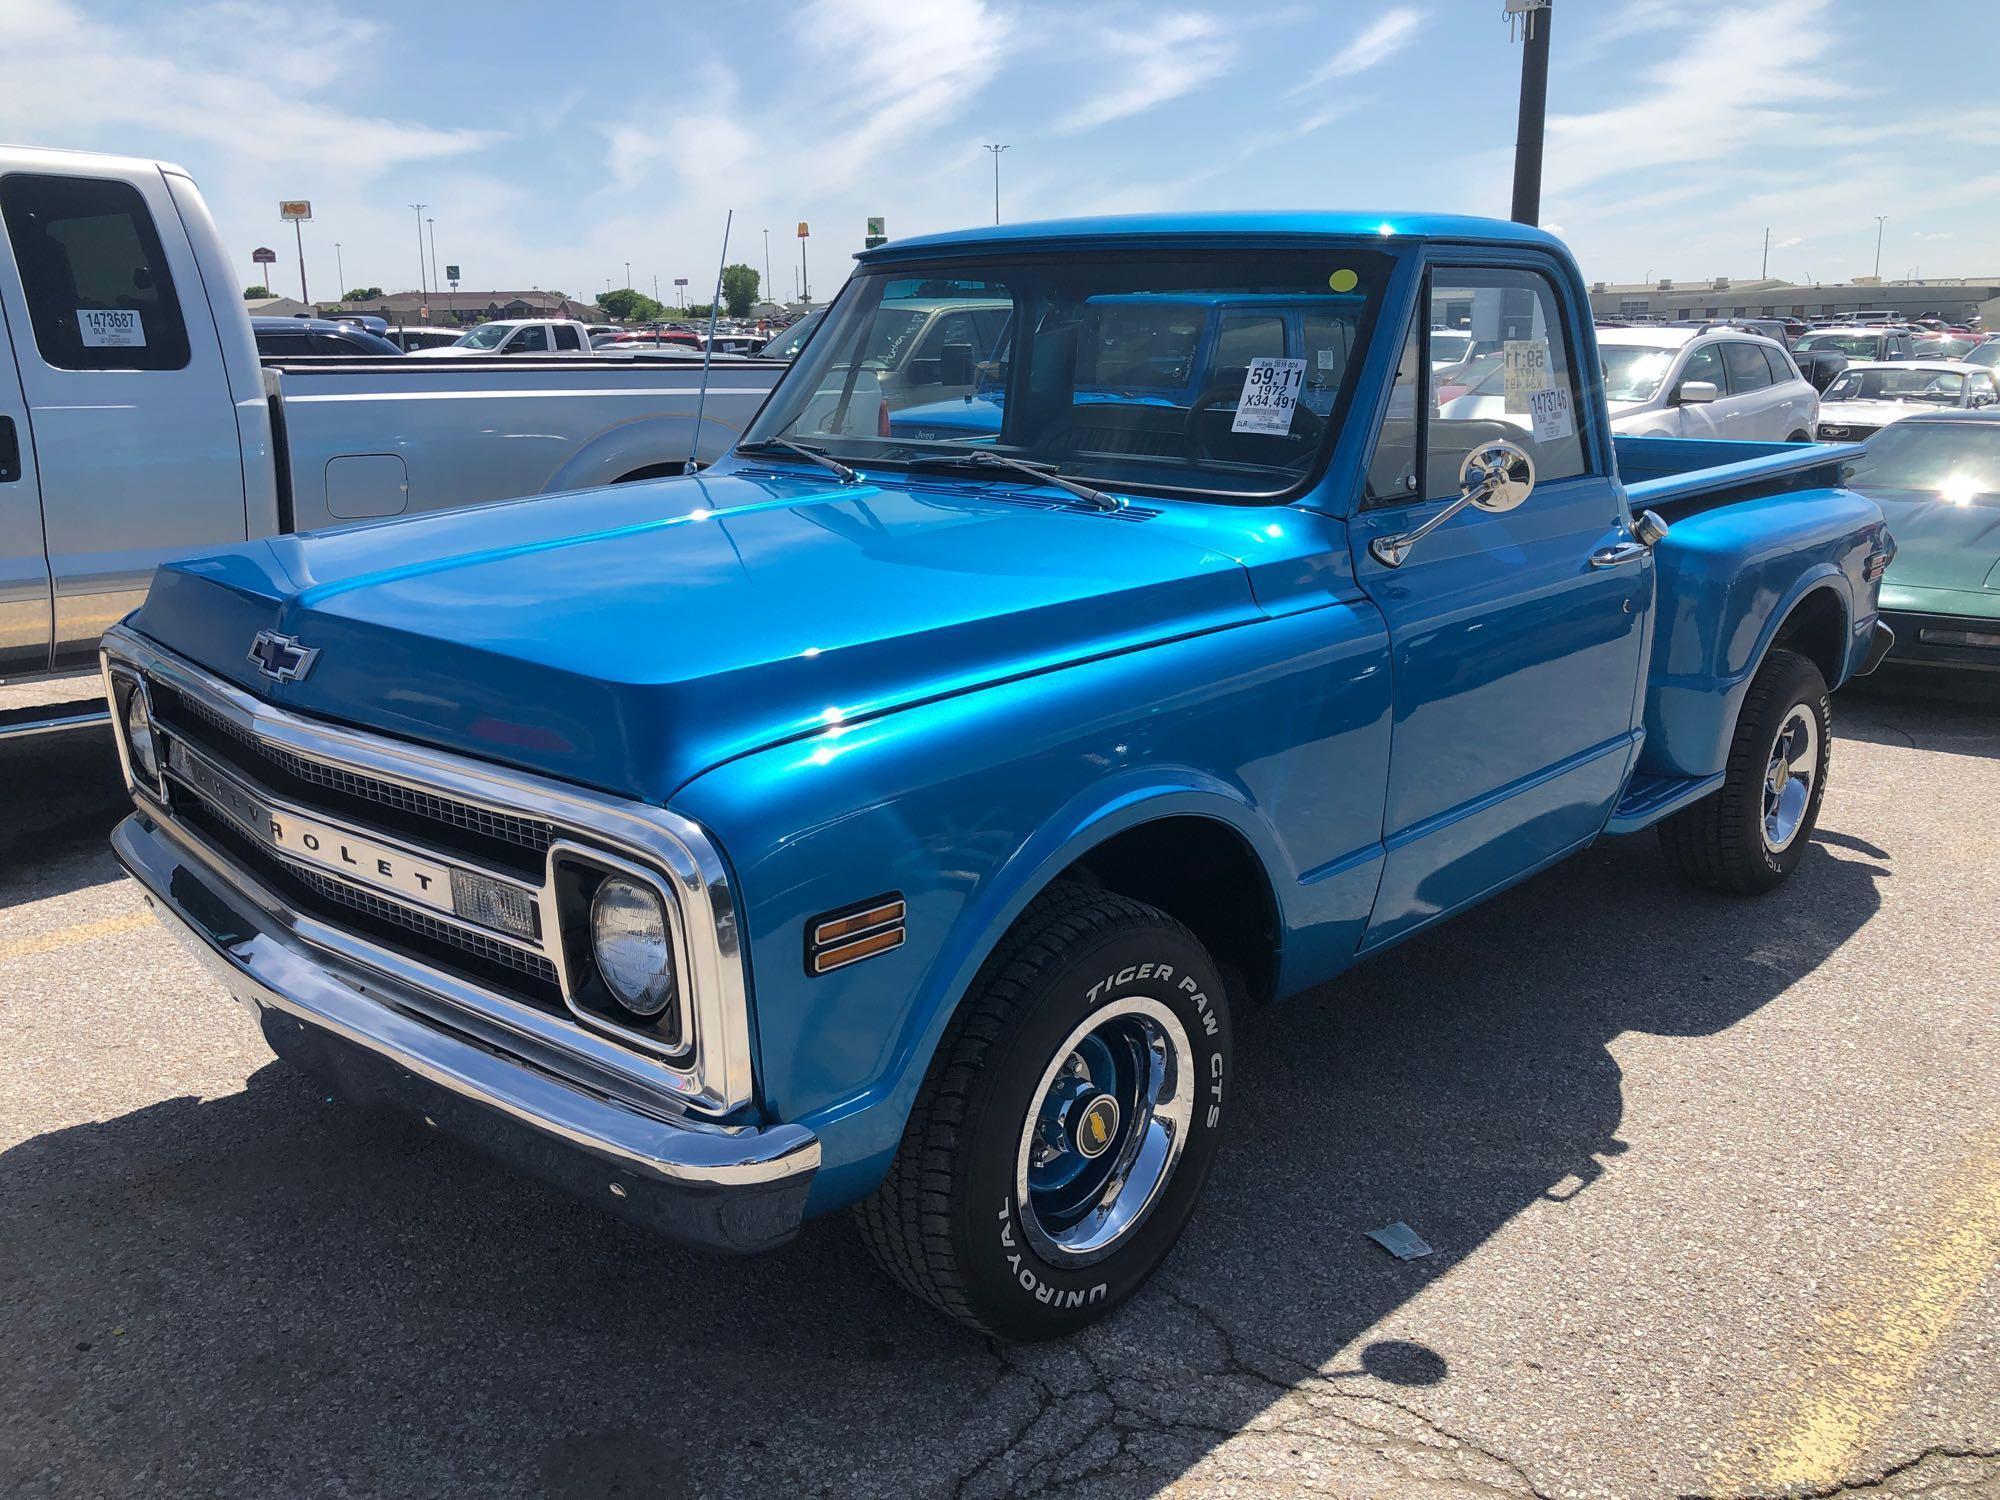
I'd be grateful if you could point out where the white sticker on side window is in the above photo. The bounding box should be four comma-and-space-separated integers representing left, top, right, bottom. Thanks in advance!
1503, 339, 1550, 413
1528, 386, 1574, 443
77, 309, 145, 348
1232, 356, 1307, 435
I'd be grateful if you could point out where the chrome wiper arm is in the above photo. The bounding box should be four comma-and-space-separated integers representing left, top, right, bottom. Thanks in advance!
905, 451, 1120, 512
736, 438, 861, 485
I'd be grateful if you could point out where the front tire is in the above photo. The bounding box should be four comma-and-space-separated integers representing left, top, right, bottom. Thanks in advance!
856, 884, 1231, 1340
1659, 648, 1831, 895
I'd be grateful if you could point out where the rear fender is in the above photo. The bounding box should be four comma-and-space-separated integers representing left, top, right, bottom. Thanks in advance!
1639, 486, 1882, 777
543, 411, 741, 492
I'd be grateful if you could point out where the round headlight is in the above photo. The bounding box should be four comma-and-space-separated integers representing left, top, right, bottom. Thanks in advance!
124, 687, 160, 783
589, 877, 676, 1018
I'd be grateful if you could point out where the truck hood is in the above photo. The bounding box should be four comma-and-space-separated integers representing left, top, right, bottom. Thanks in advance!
134, 470, 1258, 799
1817, 400, 1935, 428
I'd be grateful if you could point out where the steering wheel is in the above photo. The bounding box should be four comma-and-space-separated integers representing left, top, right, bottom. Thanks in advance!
1185, 384, 1326, 463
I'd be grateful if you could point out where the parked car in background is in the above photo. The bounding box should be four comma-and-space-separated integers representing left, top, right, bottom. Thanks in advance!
1841, 410, 2000, 671
1964, 339, 2000, 372
1814, 361, 2000, 441
1795, 327, 1919, 363
1915, 333, 1981, 360
1669, 317, 1792, 346
250, 317, 402, 357
384, 326, 464, 352
406, 318, 594, 356
594, 327, 701, 351
757, 306, 825, 360
1583, 328, 1819, 440
323, 313, 391, 337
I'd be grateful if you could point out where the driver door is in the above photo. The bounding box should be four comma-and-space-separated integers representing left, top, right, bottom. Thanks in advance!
1348, 258, 1648, 952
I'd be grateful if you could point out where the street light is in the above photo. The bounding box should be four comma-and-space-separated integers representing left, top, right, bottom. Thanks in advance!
335, 242, 344, 296
984, 144, 1009, 225
409, 203, 428, 306
427, 218, 440, 303
1873, 215, 1888, 281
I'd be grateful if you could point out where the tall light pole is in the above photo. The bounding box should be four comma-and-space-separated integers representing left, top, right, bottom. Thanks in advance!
624, 260, 631, 290
335, 242, 345, 297
1873, 215, 1888, 280
427, 218, 440, 303
763, 229, 772, 306
410, 203, 428, 307
984, 144, 1009, 225
1508, 0, 1551, 225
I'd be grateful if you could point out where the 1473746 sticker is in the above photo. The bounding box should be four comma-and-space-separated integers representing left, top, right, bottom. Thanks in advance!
77, 308, 146, 348
1233, 356, 1307, 436
1527, 386, 1573, 443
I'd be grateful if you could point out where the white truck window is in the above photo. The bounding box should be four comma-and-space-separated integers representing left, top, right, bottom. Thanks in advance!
510, 325, 550, 353
0, 173, 191, 373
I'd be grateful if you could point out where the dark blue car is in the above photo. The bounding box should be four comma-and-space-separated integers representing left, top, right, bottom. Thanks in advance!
251, 317, 402, 357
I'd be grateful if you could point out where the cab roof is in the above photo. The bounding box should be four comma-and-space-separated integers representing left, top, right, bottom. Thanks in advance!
857, 211, 1568, 262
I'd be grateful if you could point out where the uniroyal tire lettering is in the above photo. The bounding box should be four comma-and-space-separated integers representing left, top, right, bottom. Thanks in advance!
997, 1199, 1106, 1308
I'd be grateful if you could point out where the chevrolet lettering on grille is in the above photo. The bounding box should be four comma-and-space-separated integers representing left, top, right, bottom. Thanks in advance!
264, 810, 456, 913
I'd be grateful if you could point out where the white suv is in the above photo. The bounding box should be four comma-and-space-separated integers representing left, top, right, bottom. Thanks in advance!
1597, 327, 1819, 441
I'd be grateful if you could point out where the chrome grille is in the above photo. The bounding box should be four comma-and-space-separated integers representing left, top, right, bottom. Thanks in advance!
293, 866, 559, 987
156, 683, 556, 856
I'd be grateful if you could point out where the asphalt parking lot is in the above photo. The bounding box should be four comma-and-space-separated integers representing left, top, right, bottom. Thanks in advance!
1, 674, 1995, 1500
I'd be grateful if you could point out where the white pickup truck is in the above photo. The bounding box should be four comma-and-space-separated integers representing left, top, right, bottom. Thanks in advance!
404, 318, 597, 357
0, 146, 785, 735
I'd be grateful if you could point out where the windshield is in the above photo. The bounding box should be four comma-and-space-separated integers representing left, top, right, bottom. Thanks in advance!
1845, 422, 2000, 500
740, 248, 1393, 500
1966, 341, 2000, 369
1824, 368, 1964, 405
761, 308, 824, 359
1429, 330, 1474, 363
455, 323, 511, 350
1600, 345, 1678, 402
1796, 332, 1886, 358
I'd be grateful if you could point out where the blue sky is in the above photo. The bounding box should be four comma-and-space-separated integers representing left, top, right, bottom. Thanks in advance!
2, 0, 1993, 305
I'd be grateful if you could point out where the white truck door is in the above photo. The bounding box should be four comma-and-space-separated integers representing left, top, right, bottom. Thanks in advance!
0, 164, 247, 669
0, 286, 51, 677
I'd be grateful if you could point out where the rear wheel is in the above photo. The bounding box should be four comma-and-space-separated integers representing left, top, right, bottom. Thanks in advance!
1659, 648, 1830, 895
856, 883, 1231, 1340
1786, 429, 1811, 443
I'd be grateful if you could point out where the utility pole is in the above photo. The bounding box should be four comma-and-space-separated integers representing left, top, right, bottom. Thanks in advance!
1507, 1, 1551, 226
410, 203, 428, 307
1761, 227, 1769, 280
1873, 215, 1888, 280
293, 217, 309, 304
984, 143, 1009, 224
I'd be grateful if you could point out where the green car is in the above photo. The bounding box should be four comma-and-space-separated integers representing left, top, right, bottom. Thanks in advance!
1844, 410, 2000, 671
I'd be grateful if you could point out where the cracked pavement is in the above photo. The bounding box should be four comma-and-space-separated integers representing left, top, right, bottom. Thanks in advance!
1, 672, 1995, 1500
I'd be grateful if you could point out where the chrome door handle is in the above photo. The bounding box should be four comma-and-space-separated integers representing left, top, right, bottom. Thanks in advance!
1590, 540, 1649, 568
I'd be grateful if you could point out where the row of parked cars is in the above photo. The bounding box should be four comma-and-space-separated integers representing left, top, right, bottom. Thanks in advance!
249, 313, 824, 361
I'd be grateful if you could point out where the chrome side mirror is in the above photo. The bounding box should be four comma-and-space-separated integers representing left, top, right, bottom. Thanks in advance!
1371, 440, 1537, 568
1676, 379, 1719, 405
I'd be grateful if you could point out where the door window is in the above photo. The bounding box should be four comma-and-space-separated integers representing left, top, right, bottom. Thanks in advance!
1420, 266, 1586, 499
0, 173, 191, 372
553, 324, 582, 351
1363, 316, 1423, 504
1722, 341, 1772, 393
1760, 345, 1798, 385
509, 324, 550, 353
1678, 342, 1724, 395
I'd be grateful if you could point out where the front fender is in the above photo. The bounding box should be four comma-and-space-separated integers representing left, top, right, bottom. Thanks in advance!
671, 603, 1392, 1213
543, 410, 743, 492
1640, 486, 1881, 777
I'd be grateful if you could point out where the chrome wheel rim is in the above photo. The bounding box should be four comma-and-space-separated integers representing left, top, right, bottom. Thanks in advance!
1762, 704, 1819, 853
1014, 997, 1194, 1267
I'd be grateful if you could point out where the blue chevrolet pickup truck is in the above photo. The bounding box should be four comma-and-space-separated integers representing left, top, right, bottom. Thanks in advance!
102, 213, 1894, 1340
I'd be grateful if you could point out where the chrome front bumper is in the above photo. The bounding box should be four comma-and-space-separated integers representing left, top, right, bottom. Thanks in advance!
114, 811, 819, 1253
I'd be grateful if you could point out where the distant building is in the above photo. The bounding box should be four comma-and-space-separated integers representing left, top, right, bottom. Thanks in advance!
323, 290, 607, 326
244, 294, 313, 318
1585, 275, 2000, 327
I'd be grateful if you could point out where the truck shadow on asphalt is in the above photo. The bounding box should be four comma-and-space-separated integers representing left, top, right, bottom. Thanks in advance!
0, 820, 1891, 1498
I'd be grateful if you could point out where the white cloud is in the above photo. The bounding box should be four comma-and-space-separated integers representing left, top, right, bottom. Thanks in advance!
1057, 13, 1237, 134
1288, 7, 1424, 95
0, 0, 496, 174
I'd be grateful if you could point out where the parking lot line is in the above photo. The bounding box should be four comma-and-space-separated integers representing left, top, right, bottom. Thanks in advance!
1715, 1128, 2000, 1493
0, 909, 151, 962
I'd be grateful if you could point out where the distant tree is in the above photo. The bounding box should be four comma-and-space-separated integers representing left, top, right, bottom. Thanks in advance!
720, 264, 759, 317
599, 287, 666, 323
343, 286, 384, 301
243, 284, 272, 299
684, 303, 713, 319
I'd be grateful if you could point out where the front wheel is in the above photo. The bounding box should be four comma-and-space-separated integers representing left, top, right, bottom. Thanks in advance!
1659, 647, 1831, 895
856, 884, 1231, 1340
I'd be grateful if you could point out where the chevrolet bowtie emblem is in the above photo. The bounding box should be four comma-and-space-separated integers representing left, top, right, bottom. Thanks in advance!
248, 630, 319, 683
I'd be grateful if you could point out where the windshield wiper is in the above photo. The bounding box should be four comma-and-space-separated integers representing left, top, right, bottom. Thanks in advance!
902, 451, 1121, 512
736, 438, 861, 484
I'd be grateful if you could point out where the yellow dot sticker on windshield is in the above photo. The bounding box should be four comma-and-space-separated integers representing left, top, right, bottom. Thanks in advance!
1328, 268, 1359, 293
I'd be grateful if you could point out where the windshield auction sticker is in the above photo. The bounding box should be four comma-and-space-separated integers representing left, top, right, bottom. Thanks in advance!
1503, 339, 1550, 414
77, 309, 145, 348
1233, 357, 1307, 435
1528, 386, 1574, 443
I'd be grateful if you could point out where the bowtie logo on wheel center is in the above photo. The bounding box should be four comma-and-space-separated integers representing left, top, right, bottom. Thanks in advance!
1073, 1094, 1120, 1159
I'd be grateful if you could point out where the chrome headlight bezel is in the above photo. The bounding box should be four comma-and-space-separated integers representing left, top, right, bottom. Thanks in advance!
104, 665, 166, 802
547, 839, 695, 1061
